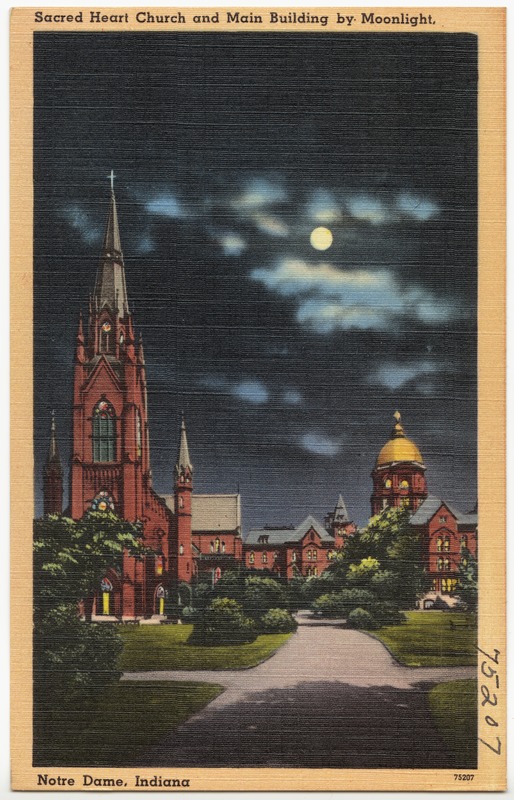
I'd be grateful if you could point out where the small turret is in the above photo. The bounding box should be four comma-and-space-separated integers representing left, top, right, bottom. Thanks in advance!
174, 414, 193, 484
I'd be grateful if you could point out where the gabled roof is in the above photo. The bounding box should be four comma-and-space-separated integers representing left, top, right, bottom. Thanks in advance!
161, 493, 241, 533
244, 515, 334, 545
410, 495, 478, 527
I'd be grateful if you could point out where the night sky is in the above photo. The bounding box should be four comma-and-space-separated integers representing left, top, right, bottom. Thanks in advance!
34, 32, 477, 528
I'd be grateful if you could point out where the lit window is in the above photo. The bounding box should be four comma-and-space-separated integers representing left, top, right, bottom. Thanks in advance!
92, 400, 116, 462
222, 541, 226, 553
312, 550, 317, 561
439, 515, 448, 523
384, 479, 392, 489
274, 551, 279, 561
307, 550, 312, 560
262, 552, 268, 564
215, 538, 221, 553
100, 320, 113, 353
460, 535, 468, 550
91, 490, 115, 513
400, 480, 409, 489
444, 558, 450, 570
313, 567, 318, 576
436, 537, 443, 552
210, 541, 214, 553
249, 551, 255, 564
179, 544, 184, 555
443, 537, 450, 551
437, 558, 443, 571
291, 551, 296, 562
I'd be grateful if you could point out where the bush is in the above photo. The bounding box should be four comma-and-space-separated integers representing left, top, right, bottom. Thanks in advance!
244, 577, 288, 620
312, 588, 377, 617
347, 607, 378, 630
189, 598, 256, 646
260, 608, 298, 633
373, 602, 406, 627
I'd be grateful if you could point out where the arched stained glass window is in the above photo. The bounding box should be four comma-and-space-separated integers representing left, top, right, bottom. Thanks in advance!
93, 400, 116, 462
91, 491, 115, 513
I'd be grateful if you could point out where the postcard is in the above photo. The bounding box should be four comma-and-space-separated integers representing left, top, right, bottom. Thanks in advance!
10, 6, 506, 791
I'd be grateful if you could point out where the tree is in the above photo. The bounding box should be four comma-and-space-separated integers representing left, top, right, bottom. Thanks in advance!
456, 548, 478, 611
243, 576, 288, 620
33, 512, 145, 700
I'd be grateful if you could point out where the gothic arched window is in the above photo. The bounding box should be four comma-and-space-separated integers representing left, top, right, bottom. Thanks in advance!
100, 320, 113, 354
92, 400, 116, 462
443, 537, 450, 552
136, 409, 142, 458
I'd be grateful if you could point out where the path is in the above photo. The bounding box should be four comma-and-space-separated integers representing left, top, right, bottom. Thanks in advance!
124, 615, 476, 768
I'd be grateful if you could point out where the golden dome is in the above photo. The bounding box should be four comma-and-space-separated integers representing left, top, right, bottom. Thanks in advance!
376, 411, 423, 467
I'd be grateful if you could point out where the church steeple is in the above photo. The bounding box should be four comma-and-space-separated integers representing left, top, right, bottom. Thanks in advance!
43, 411, 63, 515
93, 174, 129, 318
175, 414, 193, 482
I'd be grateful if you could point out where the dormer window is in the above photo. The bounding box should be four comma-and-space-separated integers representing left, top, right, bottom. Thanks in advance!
439, 515, 448, 523
258, 535, 269, 544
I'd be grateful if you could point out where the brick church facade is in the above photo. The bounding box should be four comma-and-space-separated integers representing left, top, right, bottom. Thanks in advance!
42, 185, 477, 618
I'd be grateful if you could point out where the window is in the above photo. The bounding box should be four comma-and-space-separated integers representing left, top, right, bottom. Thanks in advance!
439, 515, 448, 523
442, 577, 457, 594
444, 558, 450, 570
274, 551, 279, 561
436, 537, 443, 552
327, 550, 333, 560
100, 320, 113, 353
432, 578, 438, 591
437, 558, 443, 571
443, 537, 450, 552
312, 550, 317, 561
136, 409, 142, 458
249, 551, 255, 564
460, 535, 468, 550
222, 541, 226, 553
262, 552, 268, 564
215, 538, 221, 553
307, 549, 312, 560
179, 544, 184, 555
384, 478, 392, 489
155, 557, 163, 576
400, 479, 409, 489
91, 490, 115, 512
92, 400, 116, 462
291, 551, 297, 562
313, 567, 318, 576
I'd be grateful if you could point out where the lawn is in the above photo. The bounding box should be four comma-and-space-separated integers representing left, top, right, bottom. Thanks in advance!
368, 611, 477, 666
119, 624, 292, 671
429, 680, 477, 769
34, 681, 224, 767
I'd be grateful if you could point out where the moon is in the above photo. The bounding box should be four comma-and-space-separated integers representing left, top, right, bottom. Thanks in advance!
310, 226, 333, 251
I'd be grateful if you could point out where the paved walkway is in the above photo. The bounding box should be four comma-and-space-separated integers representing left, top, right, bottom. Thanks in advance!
123, 615, 476, 768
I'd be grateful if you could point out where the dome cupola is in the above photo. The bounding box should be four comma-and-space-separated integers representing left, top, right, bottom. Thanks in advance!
376, 410, 424, 468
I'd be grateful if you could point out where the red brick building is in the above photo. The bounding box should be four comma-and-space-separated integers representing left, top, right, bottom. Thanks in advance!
244, 516, 340, 579
372, 412, 477, 602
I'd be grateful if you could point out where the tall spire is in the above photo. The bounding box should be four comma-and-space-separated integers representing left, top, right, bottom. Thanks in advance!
175, 414, 193, 479
333, 493, 349, 522
93, 174, 129, 318
46, 411, 63, 473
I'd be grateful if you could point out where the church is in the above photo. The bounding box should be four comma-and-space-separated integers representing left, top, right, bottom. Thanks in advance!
42, 184, 477, 619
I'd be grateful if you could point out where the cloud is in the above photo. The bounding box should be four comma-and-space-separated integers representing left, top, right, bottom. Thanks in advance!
251, 258, 456, 333
282, 388, 303, 405
397, 192, 439, 221
233, 178, 286, 210
232, 379, 269, 404
300, 432, 342, 456
253, 214, 289, 238
219, 233, 247, 256
306, 190, 343, 224
62, 205, 102, 245
136, 235, 155, 254
368, 360, 440, 391
200, 375, 269, 405
346, 195, 388, 225
145, 193, 184, 218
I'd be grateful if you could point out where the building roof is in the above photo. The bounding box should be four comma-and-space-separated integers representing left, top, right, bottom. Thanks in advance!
162, 493, 241, 532
376, 411, 424, 468
245, 515, 334, 545
410, 494, 478, 527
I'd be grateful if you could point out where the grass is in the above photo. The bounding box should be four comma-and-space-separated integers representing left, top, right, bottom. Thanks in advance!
34, 681, 224, 767
429, 680, 478, 768
119, 624, 292, 672
368, 611, 477, 666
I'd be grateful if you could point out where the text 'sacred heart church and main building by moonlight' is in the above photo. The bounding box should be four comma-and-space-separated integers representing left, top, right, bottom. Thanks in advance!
42, 186, 477, 618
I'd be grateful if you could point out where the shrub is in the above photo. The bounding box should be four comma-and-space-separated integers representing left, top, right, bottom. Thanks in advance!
189, 597, 256, 646
347, 607, 378, 630
373, 602, 406, 626
260, 608, 298, 633
244, 577, 288, 620
312, 588, 376, 617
